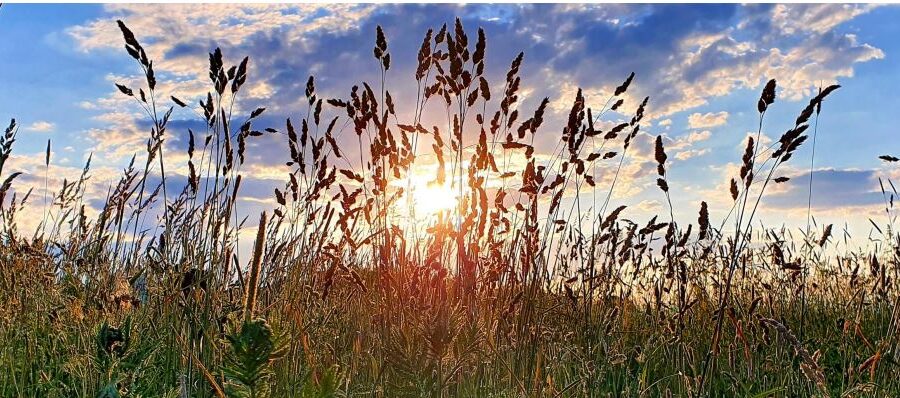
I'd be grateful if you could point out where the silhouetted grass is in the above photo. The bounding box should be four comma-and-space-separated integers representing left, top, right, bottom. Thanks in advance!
1, 18, 898, 398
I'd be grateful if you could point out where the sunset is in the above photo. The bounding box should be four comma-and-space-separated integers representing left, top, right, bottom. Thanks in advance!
1, 3, 899, 397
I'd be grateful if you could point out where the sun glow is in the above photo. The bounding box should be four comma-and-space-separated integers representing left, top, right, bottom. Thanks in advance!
393, 170, 462, 219
411, 181, 460, 216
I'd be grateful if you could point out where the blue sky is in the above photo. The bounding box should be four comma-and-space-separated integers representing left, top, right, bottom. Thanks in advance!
1, 4, 898, 242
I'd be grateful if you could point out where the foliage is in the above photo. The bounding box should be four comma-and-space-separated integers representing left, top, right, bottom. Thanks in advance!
222, 319, 286, 398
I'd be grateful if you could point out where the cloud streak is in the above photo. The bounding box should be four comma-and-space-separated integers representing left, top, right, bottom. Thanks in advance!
688, 112, 728, 129
25, 121, 55, 133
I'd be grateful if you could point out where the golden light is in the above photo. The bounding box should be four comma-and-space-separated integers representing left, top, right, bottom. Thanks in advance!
392, 168, 461, 219
411, 181, 460, 216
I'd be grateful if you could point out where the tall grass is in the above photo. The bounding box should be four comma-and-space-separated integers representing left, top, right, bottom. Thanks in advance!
1, 18, 899, 398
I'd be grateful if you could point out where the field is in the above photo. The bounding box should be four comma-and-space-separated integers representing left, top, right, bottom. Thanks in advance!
1, 18, 899, 397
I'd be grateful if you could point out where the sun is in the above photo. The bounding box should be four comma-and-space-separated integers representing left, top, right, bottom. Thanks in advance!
392, 171, 461, 218
411, 181, 460, 216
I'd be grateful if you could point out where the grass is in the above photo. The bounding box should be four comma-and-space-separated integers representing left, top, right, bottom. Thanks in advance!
1, 18, 899, 398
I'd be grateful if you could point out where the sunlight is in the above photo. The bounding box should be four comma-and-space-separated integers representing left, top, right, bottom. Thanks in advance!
410, 180, 460, 216
391, 167, 462, 219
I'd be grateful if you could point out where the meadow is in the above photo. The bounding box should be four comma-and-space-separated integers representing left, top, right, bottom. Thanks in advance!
1, 19, 899, 397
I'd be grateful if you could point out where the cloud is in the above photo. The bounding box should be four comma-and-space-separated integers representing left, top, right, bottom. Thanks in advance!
764, 168, 884, 209
669, 11, 884, 106
67, 4, 378, 62
675, 148, 710, 161
524, 4, 883, 117
2, 150, 130, 233
688, 111, 728, 129
687, 130, 711, 143
769, 4, 881, 35
69, 4, 882, 128
64, 4, 885, 163
25, 121, 55, 133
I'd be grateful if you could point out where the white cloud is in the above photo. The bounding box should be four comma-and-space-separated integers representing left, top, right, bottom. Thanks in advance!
63, 4, 384, 167
538, 5, 884, 117
25, 121, 55, 133
688, 111, 728, 129
665, 27, 884, 111
770, 4, 881, 35
687, 130, 711, 143
675, 148, 709, 161
66, 4, 379, 83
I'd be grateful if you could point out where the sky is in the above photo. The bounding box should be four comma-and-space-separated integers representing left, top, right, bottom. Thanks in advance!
1, 4, 898, 246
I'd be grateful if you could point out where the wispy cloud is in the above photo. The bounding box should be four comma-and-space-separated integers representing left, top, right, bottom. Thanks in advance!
528, 4, 884, 116
25, 121, 55, 133
688, 111, 728, 129
675, 148, 710, 161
